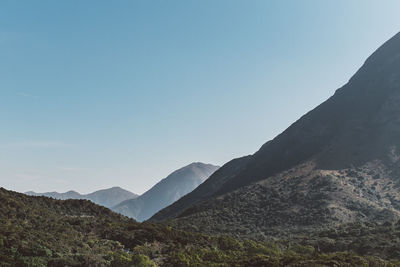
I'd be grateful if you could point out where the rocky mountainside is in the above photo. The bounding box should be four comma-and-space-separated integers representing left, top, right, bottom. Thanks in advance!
112, 163, 219, 221
26, 186, 138, 208
151, 32, 400, 234
167, 161, 400, 238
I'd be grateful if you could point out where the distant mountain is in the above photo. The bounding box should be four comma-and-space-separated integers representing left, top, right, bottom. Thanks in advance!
85, 187, 139, 208
112, 163, 219, 222
25, 186, 138, 208
151, 32, 400, 236
25, 190, 82, 200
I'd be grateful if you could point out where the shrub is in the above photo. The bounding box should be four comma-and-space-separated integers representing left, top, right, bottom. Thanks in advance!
131, 254, 157, 267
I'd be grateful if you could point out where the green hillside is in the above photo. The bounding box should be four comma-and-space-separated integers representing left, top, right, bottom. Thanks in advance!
1, 187, 397, 266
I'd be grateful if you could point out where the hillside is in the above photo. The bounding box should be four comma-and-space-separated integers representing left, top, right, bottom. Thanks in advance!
166, 162, 400, 238
2, 187, 396, 266
112, 163, 219, 221
151, 31, 400, 232
26, 187, 138, 208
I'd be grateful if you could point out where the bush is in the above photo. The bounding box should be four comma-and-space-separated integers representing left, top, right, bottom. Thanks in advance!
290, 244, 315, 255
109, 251, 132, 267
218, 235, 243, 250
131, 254, 157, 267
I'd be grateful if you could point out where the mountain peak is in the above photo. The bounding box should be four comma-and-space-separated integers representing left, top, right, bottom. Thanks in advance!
65, 190, 79, 194
112, 162, 219, 221
181, 162, 219, 169
151, 31, 400, 224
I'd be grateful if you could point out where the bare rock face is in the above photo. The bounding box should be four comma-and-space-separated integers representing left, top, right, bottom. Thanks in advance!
151, 32, 400, 237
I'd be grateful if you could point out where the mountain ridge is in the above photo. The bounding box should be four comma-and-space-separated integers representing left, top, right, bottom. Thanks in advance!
151, 31, 400, 230
25, 186, 138, 208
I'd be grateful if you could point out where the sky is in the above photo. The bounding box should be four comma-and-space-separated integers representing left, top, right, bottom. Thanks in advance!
1, 1, 400, 195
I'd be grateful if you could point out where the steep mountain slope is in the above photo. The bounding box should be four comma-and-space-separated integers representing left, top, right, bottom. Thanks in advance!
4, 187, 392, 266
26, 186, 138, 208
112, 163, 219, 221
151, 32, 400, 227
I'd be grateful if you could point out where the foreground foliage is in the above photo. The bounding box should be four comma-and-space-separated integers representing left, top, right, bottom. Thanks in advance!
0, 188, 398, 266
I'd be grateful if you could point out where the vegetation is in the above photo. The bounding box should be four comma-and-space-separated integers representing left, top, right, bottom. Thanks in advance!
0, 188, 398, 266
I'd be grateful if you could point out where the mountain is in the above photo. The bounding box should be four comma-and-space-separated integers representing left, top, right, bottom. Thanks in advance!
25, 190, 83, 200
85, 187, 139, 208
25, 186, 138, 208
3, 187, 391, 266
112, 162, 219, 222
151, 32, 400, 235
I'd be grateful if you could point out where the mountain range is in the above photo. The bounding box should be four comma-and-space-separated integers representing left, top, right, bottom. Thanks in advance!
151, 32, 400, 238
112, 162, 219, 221
25, 186, 138, 208
3, 31, 400, 266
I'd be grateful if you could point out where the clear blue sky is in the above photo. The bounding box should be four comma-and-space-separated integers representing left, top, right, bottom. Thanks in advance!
1, 1, 400, 194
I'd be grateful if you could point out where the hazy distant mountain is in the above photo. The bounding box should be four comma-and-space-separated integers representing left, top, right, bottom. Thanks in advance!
85, 187, 139, 208
151, 32, 400, 236
25, 190, 82, 200
112, 163, 219, 222
25, 187, 138, 208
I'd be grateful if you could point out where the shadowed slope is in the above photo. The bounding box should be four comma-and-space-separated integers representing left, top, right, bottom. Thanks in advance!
151, 32, 400, 223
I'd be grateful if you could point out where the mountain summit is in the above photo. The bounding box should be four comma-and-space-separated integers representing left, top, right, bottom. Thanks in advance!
151, 32, 400, 235
112, 162, 219, 221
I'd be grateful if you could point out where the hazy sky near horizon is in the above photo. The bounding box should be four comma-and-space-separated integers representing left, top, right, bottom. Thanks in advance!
1, 1, 400, 195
